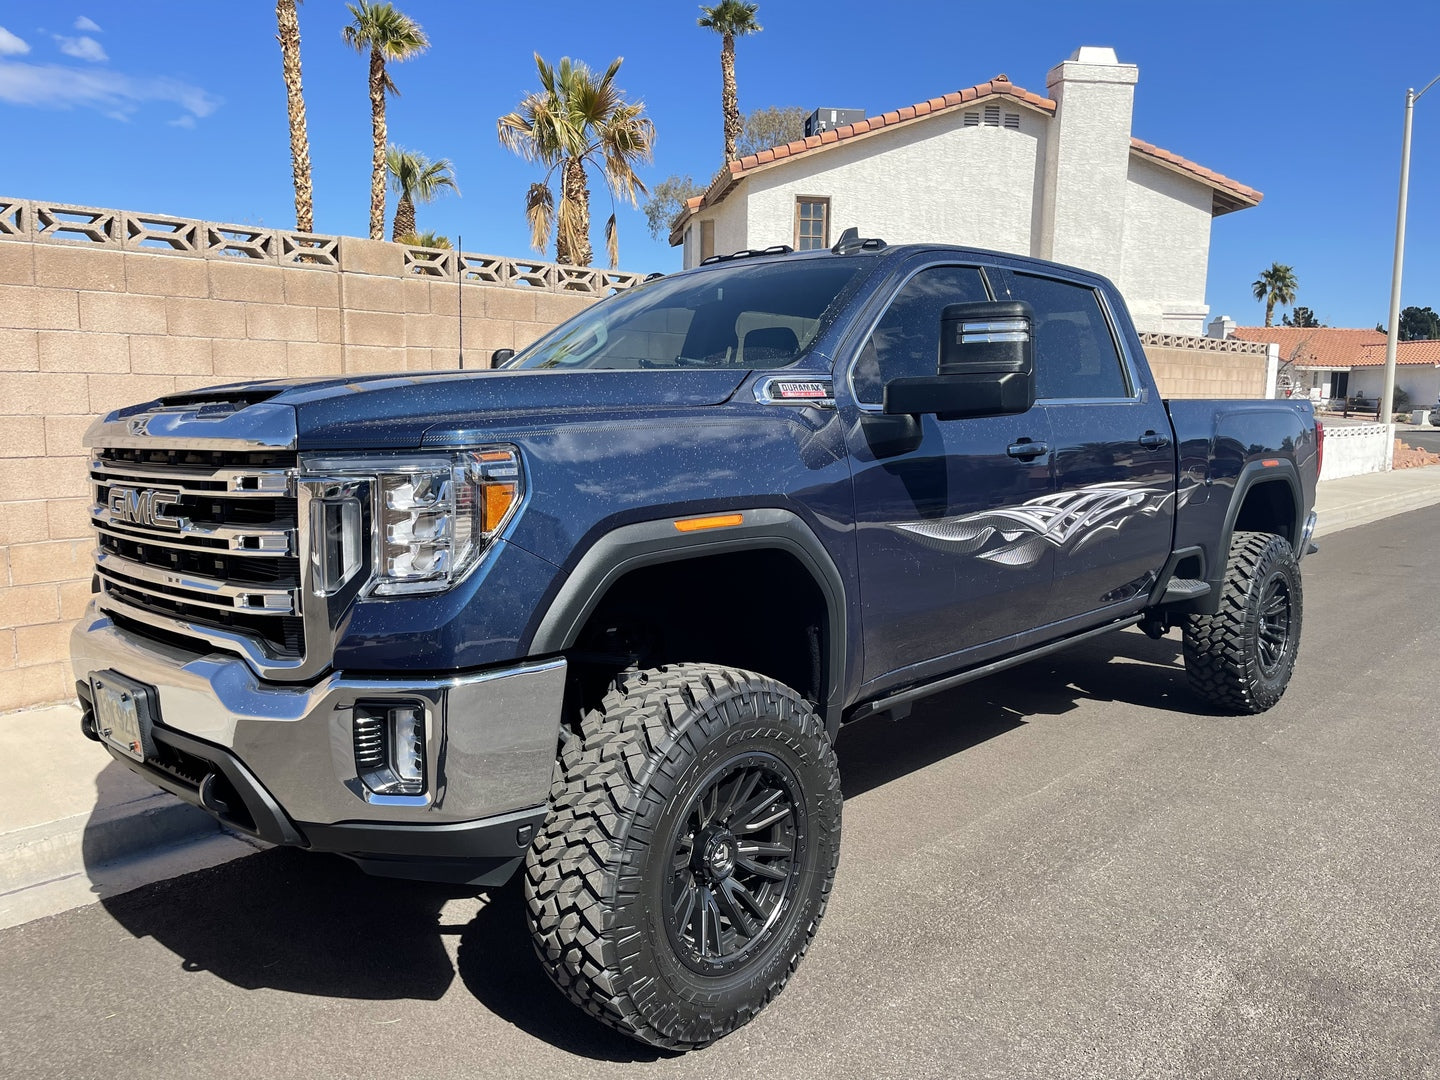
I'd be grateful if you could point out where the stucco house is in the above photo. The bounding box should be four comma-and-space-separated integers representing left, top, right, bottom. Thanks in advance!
669, 46, 1260, 335
1228, 326, 1440, 407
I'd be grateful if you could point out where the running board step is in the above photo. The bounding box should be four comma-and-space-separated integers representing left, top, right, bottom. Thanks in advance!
1161, 578, 1210, 603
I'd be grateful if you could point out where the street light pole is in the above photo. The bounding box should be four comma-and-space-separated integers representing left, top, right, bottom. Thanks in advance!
1380, 74, 1440, 424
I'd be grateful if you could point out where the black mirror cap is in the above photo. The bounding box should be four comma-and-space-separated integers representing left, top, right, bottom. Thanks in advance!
491, 348, 516, 367
938, 300, 1034, 377
883, 371, 1034, 419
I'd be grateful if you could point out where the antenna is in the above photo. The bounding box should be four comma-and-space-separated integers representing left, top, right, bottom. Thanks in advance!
457, 233, 464, 369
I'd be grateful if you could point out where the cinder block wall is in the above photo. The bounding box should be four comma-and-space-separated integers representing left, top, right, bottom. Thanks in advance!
0, 198, 637, 711
1139, 333, 1269, 399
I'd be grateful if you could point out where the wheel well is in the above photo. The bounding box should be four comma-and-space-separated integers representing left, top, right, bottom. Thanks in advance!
1232, 479, 1297, 547
566, 549, 830, 715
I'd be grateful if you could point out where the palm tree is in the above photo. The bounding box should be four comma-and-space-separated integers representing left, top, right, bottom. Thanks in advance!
275, 0, 314, 232
698, 1, 762, 163
385, 146, 458, 240
1252, 263, 1298, 328
395, 230, 451, 249
342, 2, 429, 240
497, 54, 654, 268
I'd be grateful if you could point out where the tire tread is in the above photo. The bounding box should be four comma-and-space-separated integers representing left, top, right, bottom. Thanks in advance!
524, 663, 839, 1049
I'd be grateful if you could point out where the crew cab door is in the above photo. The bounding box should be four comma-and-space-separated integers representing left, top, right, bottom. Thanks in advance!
839, 262, 1056, 689
996, 268, 1177, 625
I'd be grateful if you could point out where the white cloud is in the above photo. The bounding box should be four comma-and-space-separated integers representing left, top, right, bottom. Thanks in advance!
54, 34, 107, 62
74, 16, 102, 33
0, 60, 222, 121
168, 114, 195, 129
0, 25, 30, 55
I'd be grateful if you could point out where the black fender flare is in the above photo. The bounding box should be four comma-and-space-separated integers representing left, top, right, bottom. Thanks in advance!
1204, 459, 1303, 606
527, 508, 849, 736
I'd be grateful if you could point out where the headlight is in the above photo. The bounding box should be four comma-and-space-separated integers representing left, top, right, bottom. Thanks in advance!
301, 447, 523, 597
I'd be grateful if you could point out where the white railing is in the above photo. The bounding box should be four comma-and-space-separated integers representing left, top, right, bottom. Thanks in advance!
1320, 422, 1394, 480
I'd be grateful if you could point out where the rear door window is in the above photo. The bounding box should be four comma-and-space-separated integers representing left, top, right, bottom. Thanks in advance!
1005, 273, 1131, 400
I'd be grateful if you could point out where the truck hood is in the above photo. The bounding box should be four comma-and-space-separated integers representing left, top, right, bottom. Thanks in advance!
156, 368, 752, 450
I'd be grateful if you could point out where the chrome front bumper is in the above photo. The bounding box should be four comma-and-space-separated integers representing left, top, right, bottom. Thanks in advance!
70, 604, 566, 835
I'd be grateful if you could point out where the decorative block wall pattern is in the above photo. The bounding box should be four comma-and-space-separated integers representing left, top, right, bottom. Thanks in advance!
1139, 332, 1270, 399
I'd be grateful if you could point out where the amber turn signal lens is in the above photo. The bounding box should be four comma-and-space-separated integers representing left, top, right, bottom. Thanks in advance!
673, 513, 744, 532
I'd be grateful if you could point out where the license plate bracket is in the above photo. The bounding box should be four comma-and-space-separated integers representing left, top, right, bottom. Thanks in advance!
90, 671, 159, 763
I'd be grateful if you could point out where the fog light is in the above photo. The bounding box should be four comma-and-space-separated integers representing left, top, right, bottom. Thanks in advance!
353, 703, 427, 796
390, 706, 424, 787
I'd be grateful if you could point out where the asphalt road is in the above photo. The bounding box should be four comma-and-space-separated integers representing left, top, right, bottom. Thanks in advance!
1402, 428, 1440, 454
3, 509, 1438, 1080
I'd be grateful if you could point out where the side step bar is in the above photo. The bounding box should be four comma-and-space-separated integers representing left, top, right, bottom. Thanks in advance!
847, 615, 1142, 724
1160, 577, 1210, 603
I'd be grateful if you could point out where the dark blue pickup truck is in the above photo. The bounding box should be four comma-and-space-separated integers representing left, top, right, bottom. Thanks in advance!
72, 236, 1320, 1048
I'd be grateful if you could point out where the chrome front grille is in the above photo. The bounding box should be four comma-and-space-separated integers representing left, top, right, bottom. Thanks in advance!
90, 446, 304, 662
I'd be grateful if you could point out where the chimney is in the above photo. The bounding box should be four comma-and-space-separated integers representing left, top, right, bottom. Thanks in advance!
1037, 46, 1138, 282
1207, 315, 1236, 340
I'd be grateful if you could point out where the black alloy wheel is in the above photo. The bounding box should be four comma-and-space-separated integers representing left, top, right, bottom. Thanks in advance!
1255, 571, 1293, 677
665, 755, 804, 974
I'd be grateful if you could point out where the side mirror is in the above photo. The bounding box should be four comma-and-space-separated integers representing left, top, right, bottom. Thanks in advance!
491, 348, 516, 367
882, 301, 1036, 419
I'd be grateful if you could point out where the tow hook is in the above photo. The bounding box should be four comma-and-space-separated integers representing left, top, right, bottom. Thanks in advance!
198, 773, 232, 817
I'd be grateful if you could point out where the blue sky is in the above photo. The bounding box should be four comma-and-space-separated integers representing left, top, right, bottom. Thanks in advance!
0, 0, 1436, 330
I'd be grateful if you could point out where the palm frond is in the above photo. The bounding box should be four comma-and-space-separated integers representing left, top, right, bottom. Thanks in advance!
698, 1, 762, 35
525, 182, 554, 255
342, 1, 429, 59
604, 213, 618, 270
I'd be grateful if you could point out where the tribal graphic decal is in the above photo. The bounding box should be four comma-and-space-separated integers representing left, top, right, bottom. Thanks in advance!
894, 482, 1190, 569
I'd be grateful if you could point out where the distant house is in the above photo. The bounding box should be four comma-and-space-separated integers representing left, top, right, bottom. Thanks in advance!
1227, 326, 1440, 406
669, 46, 1261, 336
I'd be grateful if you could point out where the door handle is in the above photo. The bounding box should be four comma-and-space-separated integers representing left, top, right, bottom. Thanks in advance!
1139, 430, 1171, 450
1007, 440, 1049, 460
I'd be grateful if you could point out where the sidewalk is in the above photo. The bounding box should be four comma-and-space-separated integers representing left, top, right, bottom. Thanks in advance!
1312, 463, 1440, 536
0, 706, 260, 929
3, 464, 1438, 929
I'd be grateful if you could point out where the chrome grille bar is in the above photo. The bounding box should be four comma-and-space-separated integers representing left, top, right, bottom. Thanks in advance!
96, 550, 297, 613
91, 459, 292, 499
91, 506, 294, 556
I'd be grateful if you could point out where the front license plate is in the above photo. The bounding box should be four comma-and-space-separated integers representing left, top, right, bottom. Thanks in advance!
90, 671, 157, 762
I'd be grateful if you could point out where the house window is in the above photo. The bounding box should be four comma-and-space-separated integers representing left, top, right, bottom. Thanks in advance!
794, 197, 829, 250
700, 219, 715, 261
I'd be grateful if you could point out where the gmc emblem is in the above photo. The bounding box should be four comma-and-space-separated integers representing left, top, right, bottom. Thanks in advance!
108, 487, 182, 531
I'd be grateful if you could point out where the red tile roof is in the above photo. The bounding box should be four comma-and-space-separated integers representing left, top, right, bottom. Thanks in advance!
728, 77, 1055, 175
1230, 327, 1387, 368
671, 75, 1262, 243
1232, 327, 1440, 369
1353, 339, 1440, 367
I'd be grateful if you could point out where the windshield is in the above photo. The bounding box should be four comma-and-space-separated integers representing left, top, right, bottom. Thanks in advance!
508, 257, 868, 371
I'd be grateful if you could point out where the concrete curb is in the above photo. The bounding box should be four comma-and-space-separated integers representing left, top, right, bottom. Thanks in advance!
1313, 465, 1440, 538
0, 791, 219, 893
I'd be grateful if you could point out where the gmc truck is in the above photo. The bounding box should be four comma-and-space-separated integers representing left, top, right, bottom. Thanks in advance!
72, 235, 1320, 1049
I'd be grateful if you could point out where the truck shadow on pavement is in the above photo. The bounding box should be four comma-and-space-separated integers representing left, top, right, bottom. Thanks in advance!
93, 627, 1201, 1061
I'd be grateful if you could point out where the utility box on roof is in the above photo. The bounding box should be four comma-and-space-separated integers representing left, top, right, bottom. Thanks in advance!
804, 108, 866, 138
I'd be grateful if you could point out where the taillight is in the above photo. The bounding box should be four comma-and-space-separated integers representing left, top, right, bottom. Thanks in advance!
1315, 421, 1325, 475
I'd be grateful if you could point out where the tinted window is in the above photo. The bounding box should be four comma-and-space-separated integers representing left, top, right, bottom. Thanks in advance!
510, 258, 867, 370
1006, 273, 1130, 400
852, 266, 989, 404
